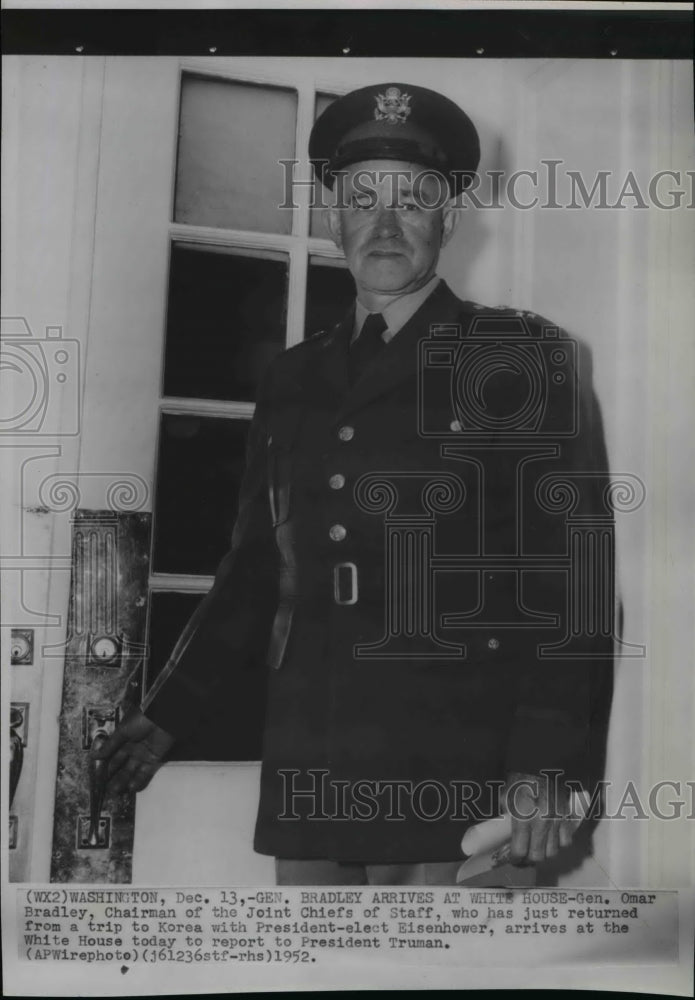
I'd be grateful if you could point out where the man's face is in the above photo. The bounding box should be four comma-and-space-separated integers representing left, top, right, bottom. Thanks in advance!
325, 159, 458, 300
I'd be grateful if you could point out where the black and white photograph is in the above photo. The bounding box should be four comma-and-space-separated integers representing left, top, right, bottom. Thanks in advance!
2, 2, 694, 994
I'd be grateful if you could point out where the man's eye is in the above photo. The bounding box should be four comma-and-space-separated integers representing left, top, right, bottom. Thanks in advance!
398, 200, 419, 211
351, 196, 375, 209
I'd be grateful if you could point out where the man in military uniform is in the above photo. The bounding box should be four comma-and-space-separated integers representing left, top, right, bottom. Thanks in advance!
97, 83, 613, 886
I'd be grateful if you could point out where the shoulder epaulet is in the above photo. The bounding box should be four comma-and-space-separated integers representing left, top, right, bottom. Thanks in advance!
467, 300, 566, 334
309, 326, 333, 340
279, 325, 333, 357
494, 304, 562, 330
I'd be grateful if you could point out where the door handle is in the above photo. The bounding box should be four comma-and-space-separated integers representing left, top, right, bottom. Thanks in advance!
10, 705, 25, 808
82, 706, 119, 848
87, 732, 109, 848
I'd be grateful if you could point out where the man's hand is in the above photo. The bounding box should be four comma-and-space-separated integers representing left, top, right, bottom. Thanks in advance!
91, 707, 175, 794
505, 771, 575, 865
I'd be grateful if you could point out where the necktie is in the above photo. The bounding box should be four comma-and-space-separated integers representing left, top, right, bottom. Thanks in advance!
349, 312, 388, 385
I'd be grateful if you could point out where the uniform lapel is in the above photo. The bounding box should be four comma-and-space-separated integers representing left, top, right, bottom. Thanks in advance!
335, 280, 464, 422
300, 305, 354, 407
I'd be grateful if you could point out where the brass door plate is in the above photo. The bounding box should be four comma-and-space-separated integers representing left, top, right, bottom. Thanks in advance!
82, 706, 120, 750
76, 815, 111, 850
11, 629, 34, 665
11, 703, 29, 746
86, 632, 123, 668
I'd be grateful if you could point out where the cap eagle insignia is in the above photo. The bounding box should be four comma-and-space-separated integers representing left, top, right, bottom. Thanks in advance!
374, 87, 412, 125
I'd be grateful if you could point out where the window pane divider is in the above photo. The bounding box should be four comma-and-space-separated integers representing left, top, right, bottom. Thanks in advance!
179, 58, 304, 92
169, 222, 297, 253
169, 222, 344, 259
149, 574, 215, 592
168, 225, 347, 261
293, 81, 314, 241
160, 397, 254, 419
177, 59, 351, 100
287, 242, 308, 347
163, 760, 262, 769
307, 237, 346, 259
314, 77, 352, 98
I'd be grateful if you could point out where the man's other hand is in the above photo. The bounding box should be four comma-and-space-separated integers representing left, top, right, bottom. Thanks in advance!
91, 707, 175, 794
505, 770, 575, 865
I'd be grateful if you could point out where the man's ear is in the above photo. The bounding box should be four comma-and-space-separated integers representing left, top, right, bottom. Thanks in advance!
324, 206, 343, 250
440, 200, 460, 248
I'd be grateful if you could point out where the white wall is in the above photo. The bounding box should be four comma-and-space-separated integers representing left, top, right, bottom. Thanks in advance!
2, 57, 104, 880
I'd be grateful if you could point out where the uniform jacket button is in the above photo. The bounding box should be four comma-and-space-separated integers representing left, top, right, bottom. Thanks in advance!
487, 637, 500, 650
329, 473, 346, 490
338, 425, 354, 441
329, 524, 347, 542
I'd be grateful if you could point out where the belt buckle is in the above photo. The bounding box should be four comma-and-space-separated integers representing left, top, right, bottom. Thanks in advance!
333, 562, 358, 605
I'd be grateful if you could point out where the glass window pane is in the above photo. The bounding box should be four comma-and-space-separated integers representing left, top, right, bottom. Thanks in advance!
163, 242, 288, 402
305, 255, 355, 338
310, 92, 339, 239
146, 590, 204, 690
147, 590, 266, 761
315, 92, 337, 119
152, 414, 250, 575
175, 73, 297, 234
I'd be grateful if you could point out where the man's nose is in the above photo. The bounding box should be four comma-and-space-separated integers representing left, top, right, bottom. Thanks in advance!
372, 204, 402, 237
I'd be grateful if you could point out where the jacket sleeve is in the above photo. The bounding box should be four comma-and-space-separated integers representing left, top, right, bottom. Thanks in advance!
142, 365, 280, 740
502, 345, 615, 787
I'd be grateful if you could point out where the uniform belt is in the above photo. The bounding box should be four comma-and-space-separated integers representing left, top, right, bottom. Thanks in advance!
277, 564, 380, 607
333, 562, 358, 605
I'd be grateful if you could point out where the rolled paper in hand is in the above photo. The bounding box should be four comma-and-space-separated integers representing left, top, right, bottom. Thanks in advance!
456, 790, 591, 883
459, 790, 591, 857
460, 814, 511, 858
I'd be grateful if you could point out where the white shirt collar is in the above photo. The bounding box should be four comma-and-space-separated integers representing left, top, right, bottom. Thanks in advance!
353, 275, 441, 343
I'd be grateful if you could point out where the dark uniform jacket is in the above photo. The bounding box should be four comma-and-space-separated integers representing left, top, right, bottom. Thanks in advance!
145, 280, 614, 863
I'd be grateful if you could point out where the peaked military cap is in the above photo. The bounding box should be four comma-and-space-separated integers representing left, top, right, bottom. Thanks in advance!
309, 82, 480, 196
